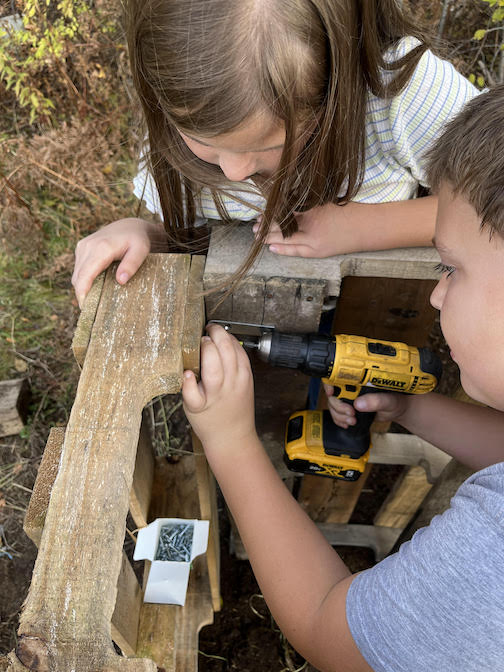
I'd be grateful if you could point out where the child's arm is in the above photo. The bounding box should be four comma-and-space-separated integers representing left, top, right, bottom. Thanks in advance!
71, 218, 168, 308
326, 388, 504, 471
254, 197, 437, 258
182, 325, 372, 672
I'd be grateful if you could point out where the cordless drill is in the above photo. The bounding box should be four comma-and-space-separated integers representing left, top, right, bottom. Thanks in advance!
210, 322, 442, 481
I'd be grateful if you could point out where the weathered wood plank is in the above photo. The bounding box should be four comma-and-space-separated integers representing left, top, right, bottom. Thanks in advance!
23, 427, 65, 547
71, 272, 105, 367
182, 255, 206, 374
0, 379, 30, 438
374, 465, 432, 529
204, 223, 440, 297
14, 254, 192, 672
317, 522, 403, 562
299, 464, 373, 524
23, 426, 143, 659
194, 433, 221, 613
129, 423, 155, 530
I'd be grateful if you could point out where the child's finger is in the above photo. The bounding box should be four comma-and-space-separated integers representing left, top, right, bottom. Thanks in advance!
206, 324, 239, 377
327, 396, 356, 428
199, 335, 225, 392
72, 259, 108, 309
328, 398, 355, 417
181, 370, 207, 412
354, 392, 397, 414
322, 383, 334, 397
252, 216, 280, 236
115, 241, 150, 286
268, 242, 316, 257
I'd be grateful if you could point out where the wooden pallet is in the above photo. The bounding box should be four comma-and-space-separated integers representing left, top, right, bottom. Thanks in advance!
1, 254, 219, 672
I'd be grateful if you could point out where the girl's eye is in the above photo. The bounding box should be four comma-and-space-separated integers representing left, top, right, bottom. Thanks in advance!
434, 262, 456, 277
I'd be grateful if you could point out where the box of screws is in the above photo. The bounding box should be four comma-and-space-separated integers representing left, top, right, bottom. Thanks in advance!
134, 517, 209, 605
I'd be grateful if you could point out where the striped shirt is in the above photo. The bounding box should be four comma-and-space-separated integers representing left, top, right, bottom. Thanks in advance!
133, 38, 478, 221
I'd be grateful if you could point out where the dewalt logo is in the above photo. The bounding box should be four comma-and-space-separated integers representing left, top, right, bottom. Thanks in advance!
370, 377, 407, 389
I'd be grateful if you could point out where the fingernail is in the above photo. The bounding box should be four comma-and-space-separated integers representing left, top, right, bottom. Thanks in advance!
252, 224, 258, 233
118, 272, 129, 284
269, 246, 278, 253
201, 335, 211, 343
183, 370, 192, 379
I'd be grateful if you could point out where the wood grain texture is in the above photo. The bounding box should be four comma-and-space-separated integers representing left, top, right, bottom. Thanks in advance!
23, 427, 65, 547
374, 465, 432, 528
204, 224, 440, 296
0, 379, 30, 438
22, 426, 144, 661
14, 254, 192, 672
193, 434, 221, 612
182, 256, 206, 374
71, 272, 105, 367
129, 423, 155, 530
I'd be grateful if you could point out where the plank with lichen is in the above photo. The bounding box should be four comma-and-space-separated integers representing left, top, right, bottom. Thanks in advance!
9, 254, 193, 672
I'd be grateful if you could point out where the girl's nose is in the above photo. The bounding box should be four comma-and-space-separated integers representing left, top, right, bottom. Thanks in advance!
430, 276, 447, 310
219, 153, 255, 182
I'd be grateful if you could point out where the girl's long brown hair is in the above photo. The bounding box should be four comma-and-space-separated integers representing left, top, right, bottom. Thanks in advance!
125, 0, 431, 283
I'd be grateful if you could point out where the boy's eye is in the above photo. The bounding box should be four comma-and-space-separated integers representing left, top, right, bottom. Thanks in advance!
434, 262, 456, 277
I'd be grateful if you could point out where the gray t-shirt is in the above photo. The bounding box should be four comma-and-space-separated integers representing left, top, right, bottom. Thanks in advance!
346, 462, 504, 671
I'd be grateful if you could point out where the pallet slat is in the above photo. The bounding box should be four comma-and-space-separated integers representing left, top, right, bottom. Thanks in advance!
10, 254, 193, 672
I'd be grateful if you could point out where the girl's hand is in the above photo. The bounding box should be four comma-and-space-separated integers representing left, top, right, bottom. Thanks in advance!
253, 197, 437, 257
323, 383, 409, 429
182, 324, 257, 453
72, 218, 162, 309
253, 202, 367, 258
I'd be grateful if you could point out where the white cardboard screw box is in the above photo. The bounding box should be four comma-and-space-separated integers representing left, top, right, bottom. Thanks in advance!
133, 517, 209, 606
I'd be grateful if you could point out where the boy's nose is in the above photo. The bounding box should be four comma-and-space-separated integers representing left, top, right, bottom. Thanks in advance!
430, 276, 447, 310
219, 153, 255, 182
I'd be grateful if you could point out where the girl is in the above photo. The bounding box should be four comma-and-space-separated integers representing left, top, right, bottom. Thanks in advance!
72, 0, 477, 306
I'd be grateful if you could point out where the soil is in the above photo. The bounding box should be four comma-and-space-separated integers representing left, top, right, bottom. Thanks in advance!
198, 502, 377, 672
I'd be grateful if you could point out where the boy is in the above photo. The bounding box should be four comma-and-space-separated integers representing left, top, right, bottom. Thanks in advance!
182, 86, 504, 672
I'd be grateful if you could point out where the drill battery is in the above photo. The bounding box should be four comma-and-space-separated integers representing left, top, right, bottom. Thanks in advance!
285, 409, 370, 481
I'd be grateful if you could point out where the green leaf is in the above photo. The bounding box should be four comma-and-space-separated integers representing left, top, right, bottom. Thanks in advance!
473, 29, 487, 40
477, 76, 485, 88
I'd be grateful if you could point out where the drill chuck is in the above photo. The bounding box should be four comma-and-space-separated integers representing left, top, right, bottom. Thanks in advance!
257, 332, 335, 378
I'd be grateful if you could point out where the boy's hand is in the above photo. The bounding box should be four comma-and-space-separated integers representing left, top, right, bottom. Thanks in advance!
323, 383, 409, 429
182, 325, 257, 452
72, 218, 161, 309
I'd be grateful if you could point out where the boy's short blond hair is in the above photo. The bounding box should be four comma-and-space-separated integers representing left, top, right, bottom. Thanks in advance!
427, 84, 504, 236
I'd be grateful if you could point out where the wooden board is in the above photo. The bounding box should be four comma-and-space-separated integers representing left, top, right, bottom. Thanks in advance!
71, 272, 105, 367
204, 224, 440, 297
11, 254, 194, 672
23, 425, 144, 658
0, 379, 30, 438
